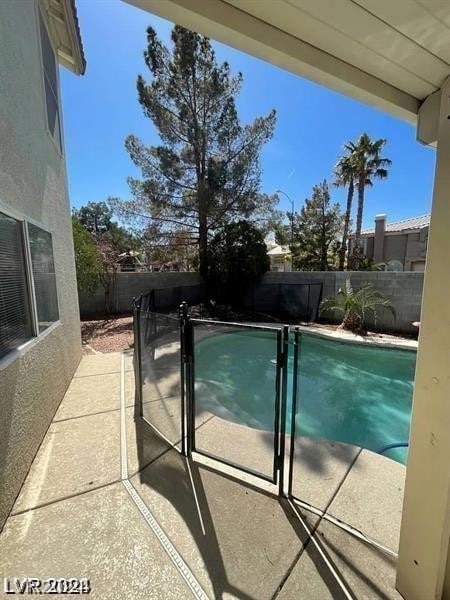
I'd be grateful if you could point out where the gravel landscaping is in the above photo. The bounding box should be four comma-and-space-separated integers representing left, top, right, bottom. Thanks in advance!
81, 315, 134, 353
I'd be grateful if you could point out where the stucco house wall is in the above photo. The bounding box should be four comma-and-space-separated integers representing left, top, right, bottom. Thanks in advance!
350, 214, 429, 271
0, 0, 82, 529
383, 235, 408, 264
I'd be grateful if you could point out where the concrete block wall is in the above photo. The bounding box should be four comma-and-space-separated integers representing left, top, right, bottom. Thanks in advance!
79, 270, 423, 333
336, 271, 424, 333
79, 272, 202, 317
266, 271, 423, 333
261, 271, 336, 300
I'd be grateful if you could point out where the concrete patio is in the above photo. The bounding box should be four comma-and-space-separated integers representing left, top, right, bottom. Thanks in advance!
0, 351, 404, 599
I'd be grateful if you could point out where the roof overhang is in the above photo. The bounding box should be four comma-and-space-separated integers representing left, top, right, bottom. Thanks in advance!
43, 0, 86, 75
124, 0, 450, 135
360, 230, 424, 238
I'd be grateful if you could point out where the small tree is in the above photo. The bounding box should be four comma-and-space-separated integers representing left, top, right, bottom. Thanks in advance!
74, 202, 141, 311
96, 234, 120, 313
320, 280, 395, 334
291, 180, 343, 271
107, 222, 140, 255
73, 201, 113, 234
207, 221, 269, 304
72, 216, 100, 295
273, 221, 291, 246
74, 201, 139, 253
141, 226, 198, 271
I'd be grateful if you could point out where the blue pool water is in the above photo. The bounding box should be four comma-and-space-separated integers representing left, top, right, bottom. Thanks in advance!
194, 329, 416, 464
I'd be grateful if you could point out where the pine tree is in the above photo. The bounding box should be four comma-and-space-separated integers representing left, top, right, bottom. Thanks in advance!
112, 25, 277, 278
291, 180, 343, 271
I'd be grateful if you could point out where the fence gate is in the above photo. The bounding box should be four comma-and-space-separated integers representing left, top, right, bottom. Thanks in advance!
134, 297, 290, 492
133, 295, 184, 450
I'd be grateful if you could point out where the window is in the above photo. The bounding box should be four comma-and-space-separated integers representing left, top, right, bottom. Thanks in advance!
0, 211, 59, 361
0, 213, 33, 359
39, 11, 62, 152
28, 223, 59, 333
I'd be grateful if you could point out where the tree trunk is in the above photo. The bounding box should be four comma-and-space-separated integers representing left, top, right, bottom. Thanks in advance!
340, 311, 364, 334
339, 179, 354, 270
352, 175, 365, 270
198, 213, 208, 281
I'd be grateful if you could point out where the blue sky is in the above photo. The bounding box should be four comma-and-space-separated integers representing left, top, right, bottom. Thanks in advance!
61, 0, 436, 230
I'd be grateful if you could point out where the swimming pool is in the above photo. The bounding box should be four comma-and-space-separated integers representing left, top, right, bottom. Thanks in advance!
194, 328, 416, 465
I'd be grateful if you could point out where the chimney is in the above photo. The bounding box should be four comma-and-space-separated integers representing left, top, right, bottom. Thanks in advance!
373, 213, 386, 263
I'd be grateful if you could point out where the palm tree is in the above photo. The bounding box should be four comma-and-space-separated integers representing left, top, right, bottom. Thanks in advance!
320, 280, 395, 334
346, 133, 391, 269
334, 154, 356, 270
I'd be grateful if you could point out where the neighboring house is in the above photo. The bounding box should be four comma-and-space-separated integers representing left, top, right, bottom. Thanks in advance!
117, 250, 144, 272
349, 213, 430, 271
266, 240, 292, 272
0, 0, 85, 528
148, 261, 187, 272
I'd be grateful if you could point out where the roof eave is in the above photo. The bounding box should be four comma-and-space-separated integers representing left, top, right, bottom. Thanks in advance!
46, 0, 86, 75
124, 0, 420, 125
61, 0, 86, 75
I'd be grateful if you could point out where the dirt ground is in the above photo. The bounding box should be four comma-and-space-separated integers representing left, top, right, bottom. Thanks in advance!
81, 315, 134, 353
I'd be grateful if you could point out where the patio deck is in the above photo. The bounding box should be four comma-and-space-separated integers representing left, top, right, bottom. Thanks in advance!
0, 351, 404, 599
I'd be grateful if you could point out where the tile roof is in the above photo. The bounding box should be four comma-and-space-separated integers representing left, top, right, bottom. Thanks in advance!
361, 214, 430, 236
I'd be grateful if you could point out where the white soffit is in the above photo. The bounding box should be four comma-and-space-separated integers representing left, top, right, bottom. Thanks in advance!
125, 0, 450, 125
45, 0, 86, 74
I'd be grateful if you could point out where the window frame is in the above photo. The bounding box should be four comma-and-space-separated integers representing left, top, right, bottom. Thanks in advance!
0, 202, 60, 369
27, 221, 60, 333
36, 2, 64, 157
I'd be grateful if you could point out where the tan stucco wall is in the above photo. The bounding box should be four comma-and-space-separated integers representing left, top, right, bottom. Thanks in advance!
362, 230, 428, 269
366, 236, 374, 260
383, 235, 408, 265
0, 0, 82, 529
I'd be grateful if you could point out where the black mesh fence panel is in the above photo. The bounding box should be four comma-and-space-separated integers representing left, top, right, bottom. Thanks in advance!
307, 283, 323, 321
251, 284, 280, 315
191, 319, 281, 481
250, 282, 322, 322
180, 284, 204, 306
139, 310, 182, 448
279, 285, 309, 320
148, 284, 205, 312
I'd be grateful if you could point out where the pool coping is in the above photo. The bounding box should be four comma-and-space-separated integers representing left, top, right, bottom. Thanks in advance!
190, 318, 418, 352
294, 324, 418, 352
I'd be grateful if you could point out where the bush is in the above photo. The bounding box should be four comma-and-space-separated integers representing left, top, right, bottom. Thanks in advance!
72, 216, 100, 295
207, 221, 269, 304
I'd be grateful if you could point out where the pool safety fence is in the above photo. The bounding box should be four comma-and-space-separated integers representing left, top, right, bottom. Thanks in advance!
133, 292, 308, 497
245, 281, 323, 322
143, 281, 323, 324
147, 283, 206, 313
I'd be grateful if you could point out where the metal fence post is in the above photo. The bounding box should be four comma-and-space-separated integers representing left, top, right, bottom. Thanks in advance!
288, 328, 300, 498
180, 301, 187, 456
186, 310, 195, 455
180, 301, 194, 457
278, 325, 289, 496
133, 296, 143, 415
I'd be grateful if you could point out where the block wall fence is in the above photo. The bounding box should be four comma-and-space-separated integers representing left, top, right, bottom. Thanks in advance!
79, 271, 423, 334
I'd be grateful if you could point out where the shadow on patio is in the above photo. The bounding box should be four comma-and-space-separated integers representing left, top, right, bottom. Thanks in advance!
0, 351, 403, 599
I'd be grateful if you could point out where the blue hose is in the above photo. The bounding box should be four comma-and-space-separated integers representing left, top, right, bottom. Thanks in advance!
377, 442, 409, 455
